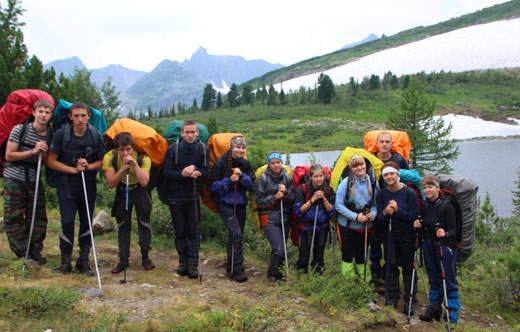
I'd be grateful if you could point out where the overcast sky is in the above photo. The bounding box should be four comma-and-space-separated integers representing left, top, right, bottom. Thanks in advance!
19, 0, 508, 72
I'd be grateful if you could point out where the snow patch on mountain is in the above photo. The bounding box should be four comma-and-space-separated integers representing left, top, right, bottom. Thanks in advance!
275, 18, 520, 92
438, 114, 520, 140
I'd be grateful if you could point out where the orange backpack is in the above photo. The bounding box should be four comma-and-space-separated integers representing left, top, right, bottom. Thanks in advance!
364, 130, 411, 162
202, 133, 247, 213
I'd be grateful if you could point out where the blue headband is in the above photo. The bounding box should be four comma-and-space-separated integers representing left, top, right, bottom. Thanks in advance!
267, 152, 283, 164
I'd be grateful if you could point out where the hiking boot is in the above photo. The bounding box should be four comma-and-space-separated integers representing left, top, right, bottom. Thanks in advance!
176, 255, 188, 276
76, 247, 94, 276
142, 258, 156, 270
111, 257, 129, 274
267, 255, 284, 281
187, 258, 198, 279
30, 252, 47, 264
55, 250, 72, 274
141, 250, 155, 270
232, 271, 248, 283
419, 303, 442, 322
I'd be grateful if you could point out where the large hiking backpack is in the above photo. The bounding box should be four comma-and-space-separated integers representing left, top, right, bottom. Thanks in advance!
0, 89, 55, 176
52, 99, 107, 135
157, 138, 207, 204
399, 168, 425, 211
438, 174, 478, 263
105, 118, 169, 167
105, 118, 170, 197
330, 146, 383, 191
46, 100, 107, 187
249, 164, 292, 234
202, 133, 248, 213
163, 120, 210, 144
290, 164, 332, 247
364, 130, 411, 163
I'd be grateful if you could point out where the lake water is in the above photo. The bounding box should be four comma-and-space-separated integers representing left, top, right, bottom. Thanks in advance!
285, 138, 520, 217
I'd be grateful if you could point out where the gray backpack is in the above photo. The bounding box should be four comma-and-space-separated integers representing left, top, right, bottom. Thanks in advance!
438, 174, 479, 263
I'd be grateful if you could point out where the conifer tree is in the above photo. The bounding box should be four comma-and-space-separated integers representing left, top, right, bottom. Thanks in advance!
207, 114, 219, 135
0, 0, 27, 104
201, 83, 216, 111
267, 84, 277, 105
317, 73, 335, 104
241, 84, 253, 105
387, 77, 459, 173
216, 92, 223, 109
100, 76, 120, 127
228, 83, 238, 107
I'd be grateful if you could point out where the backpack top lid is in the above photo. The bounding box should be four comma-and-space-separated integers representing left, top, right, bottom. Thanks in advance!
364, 130, 411, 163
438, 174, 479, 263
330, 146, 383, 191
0, 89, 55, 170
292, 164, 332, 190
105, 118, 169, 167
163, 120, 210, 145
52, 99, 107, 135
207, 133, 247, 167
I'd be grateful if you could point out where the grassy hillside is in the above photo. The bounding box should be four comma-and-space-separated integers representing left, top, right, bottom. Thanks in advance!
244, 0, 520, 89
147, 69, 520, 154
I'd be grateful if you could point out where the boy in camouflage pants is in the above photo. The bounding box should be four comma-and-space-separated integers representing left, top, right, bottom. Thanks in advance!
3, 99, 54, 263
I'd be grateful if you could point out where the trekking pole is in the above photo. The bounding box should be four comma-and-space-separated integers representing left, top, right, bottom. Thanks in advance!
331, 222, 336, 267
407, 257, 416, 323
385, 216, 392, 306
230, 182, 237, 277
125, 170, 129, 211
81, 171, 102, 291
280, 200, 290, 282
415, 225, 429, 297
436, 225, 451, 332
308, 205, 319, 273
22, 153, 42, 271
417, 252, 428, 297
193, 179, 202, 284
364, 221, 368, 282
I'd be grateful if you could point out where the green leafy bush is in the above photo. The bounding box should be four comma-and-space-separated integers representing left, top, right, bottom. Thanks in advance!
0, 286, 80, 317
289, 268, 374, 313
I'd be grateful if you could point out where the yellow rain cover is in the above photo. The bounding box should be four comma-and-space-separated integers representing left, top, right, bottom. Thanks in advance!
330, 147, 383, 191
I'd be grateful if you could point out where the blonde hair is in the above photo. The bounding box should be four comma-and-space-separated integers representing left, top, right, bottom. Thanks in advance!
349, 157, 372, 199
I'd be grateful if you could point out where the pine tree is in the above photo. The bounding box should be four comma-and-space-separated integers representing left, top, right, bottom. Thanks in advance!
216, 92, 223, 109
207, 114, 219, 135
100, 76, 120, 127
279, 88, 286, 105
228, 83, 238, 107
242, 84, 253, 105
0, 0, 27, 104
191, 98, 198, 112
387, 77, 459, 173
317, 73, 335, 104
267, 84, 277, 105
24, 55, 44, 89
201, 83, 216, 111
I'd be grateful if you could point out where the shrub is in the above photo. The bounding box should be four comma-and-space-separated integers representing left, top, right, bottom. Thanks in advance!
288, 267, 375, 313
0, 286, 80, 317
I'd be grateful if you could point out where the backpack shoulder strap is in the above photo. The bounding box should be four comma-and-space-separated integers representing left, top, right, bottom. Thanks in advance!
111, 150, 119, 171
174, 138, 180, 165
198, 140, 207, 166
63, 123, 72, 149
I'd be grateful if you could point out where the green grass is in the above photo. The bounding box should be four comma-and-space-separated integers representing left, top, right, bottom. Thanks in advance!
144, 69, 520, 155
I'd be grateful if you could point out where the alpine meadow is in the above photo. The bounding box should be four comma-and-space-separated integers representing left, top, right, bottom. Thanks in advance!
1, 0, 520, 331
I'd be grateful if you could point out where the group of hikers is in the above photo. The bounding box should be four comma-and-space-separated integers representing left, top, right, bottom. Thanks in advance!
2, 98, 462, 327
